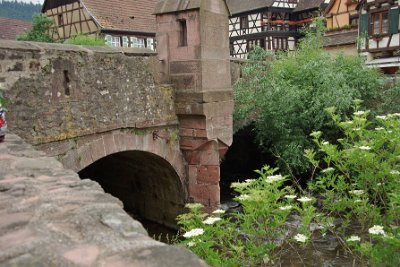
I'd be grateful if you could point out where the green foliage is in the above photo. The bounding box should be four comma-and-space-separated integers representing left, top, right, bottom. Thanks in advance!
234, 19, 384, 174
65, 34, 106, 46
307, 104, 400, 266
177, 107, 400, 266
0, 90, 5, 108
176, 167, 316, 266
17, 14, 55, 43
0, 0, 41, 22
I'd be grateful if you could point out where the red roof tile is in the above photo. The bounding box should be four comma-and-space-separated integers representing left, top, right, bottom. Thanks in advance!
0, 17, 32, 40
81, 0, 156, 33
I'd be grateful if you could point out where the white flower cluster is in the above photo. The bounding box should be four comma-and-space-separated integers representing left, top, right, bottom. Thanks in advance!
265, 174, 284, 183
368, 225, 386, 236
284, 195, 297, 199
279, 205, 293, 211
321, 167, 334, 173
237, 194, 250, 201
212, 209, 225, 214
349, 190, 364, 195
354, 110, 367, 116
185, 203, 204, 209
183, 228, 204, 238
347, 235, 361, 242
203, 216, 221, 225
375, 127, 384, 131
294, 233, 308, 243
376, 115, 387, 120
297, 196, 313, 203
390, 170, 400, 175
358, 146, 371, 151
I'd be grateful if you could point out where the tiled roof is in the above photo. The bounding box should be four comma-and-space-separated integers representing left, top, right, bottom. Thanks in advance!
226, 0, 274, 16
294, 0, 325, 12
0, 17, 31, 40
226, 0, 325, 16
323, 30, 358, 47
81, 0, 156, 33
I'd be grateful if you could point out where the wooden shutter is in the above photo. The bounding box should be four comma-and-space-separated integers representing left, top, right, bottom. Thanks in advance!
389, 8, 399, 34
359, 13, 369, 35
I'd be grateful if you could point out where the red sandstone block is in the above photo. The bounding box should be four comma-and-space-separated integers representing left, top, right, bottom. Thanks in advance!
188, 165, 198, 185
179, 138, 207, 151
197, 165, 219, 184
179, 128, 208, 138
188, 184, 220, 208
183, 150, 200, 165
199, 147, 220, 165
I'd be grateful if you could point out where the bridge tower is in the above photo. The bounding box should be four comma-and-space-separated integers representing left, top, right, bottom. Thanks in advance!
155, 0, 233, 209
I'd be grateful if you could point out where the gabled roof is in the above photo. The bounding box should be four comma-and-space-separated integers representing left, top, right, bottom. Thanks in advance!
294, 0, 326, 12
0, 17, 31, 40
42, 0, 156, 34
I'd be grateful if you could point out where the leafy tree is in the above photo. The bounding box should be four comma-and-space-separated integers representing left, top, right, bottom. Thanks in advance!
0, 0, 41, 22
17, 13, 55, 43
234, 18, 385, 175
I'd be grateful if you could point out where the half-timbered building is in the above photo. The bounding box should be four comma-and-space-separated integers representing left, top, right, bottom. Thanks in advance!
42, 0, 156, 49
226, 0, 327, 58
358, 0, 400, 73
323, 0, 361, 56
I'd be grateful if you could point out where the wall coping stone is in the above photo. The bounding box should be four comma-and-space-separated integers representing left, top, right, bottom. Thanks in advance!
0, 40, 157, 57
0, 133, 206, 267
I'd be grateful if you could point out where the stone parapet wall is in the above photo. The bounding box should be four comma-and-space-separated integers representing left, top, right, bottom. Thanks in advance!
0, 40, 178, 145
0, 134, 206, 267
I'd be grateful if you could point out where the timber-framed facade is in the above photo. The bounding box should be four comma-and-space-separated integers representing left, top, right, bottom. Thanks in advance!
358, 0, 400, 73
226, 0, 327, 59
323, 0, 361, 56
42, 0, 156, 50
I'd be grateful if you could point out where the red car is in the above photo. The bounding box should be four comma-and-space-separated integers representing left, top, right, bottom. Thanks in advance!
0, 108, 6, 142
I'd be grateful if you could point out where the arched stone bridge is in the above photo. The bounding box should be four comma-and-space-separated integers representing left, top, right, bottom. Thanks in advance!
0, 36, 233, 228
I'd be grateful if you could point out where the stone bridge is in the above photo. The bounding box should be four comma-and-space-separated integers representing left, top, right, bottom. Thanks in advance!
0, 0, 235, 230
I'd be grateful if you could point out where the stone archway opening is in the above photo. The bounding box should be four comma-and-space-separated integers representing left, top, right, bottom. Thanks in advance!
220, 124, 274, 201
78, 150, 185, 236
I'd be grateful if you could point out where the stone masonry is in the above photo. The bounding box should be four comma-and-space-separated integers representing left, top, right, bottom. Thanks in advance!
0, 133, 207, 267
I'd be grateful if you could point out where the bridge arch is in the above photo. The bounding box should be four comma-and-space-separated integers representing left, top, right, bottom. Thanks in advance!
40, 128, 187, 227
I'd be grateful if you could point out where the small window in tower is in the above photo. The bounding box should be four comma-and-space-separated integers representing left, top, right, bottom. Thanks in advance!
179, 19, 187, 47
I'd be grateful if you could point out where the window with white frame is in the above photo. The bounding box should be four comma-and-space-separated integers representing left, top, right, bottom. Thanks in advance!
131, 37, 146, 48
147, 38, 154, 50
105, 35, 121, 47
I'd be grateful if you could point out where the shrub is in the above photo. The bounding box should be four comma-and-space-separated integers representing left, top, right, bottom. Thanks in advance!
234, 19, 384, 175
176, 166, 316, 266
65, 34, 106, 46
17, 13, 55, 43
307, 103, 400, 266
177, 104, 400, 266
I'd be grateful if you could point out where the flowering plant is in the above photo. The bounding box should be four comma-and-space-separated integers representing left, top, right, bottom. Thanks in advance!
307, 101, 400, 266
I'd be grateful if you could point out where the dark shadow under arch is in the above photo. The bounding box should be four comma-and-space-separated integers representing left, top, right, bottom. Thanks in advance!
78, 150, 185, 229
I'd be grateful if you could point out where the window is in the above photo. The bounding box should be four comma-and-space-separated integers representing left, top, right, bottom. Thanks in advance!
179, 20, 187, 46
131, 37, 145, 48
147, 38, 155, 50
240, 16, 249, 31
371, 11, 389, 35
272, 37, 288, 50
111, 36, 121, 47
58, 14, 64, 25
350, 15, 359, 26
247, 39, 265, 52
